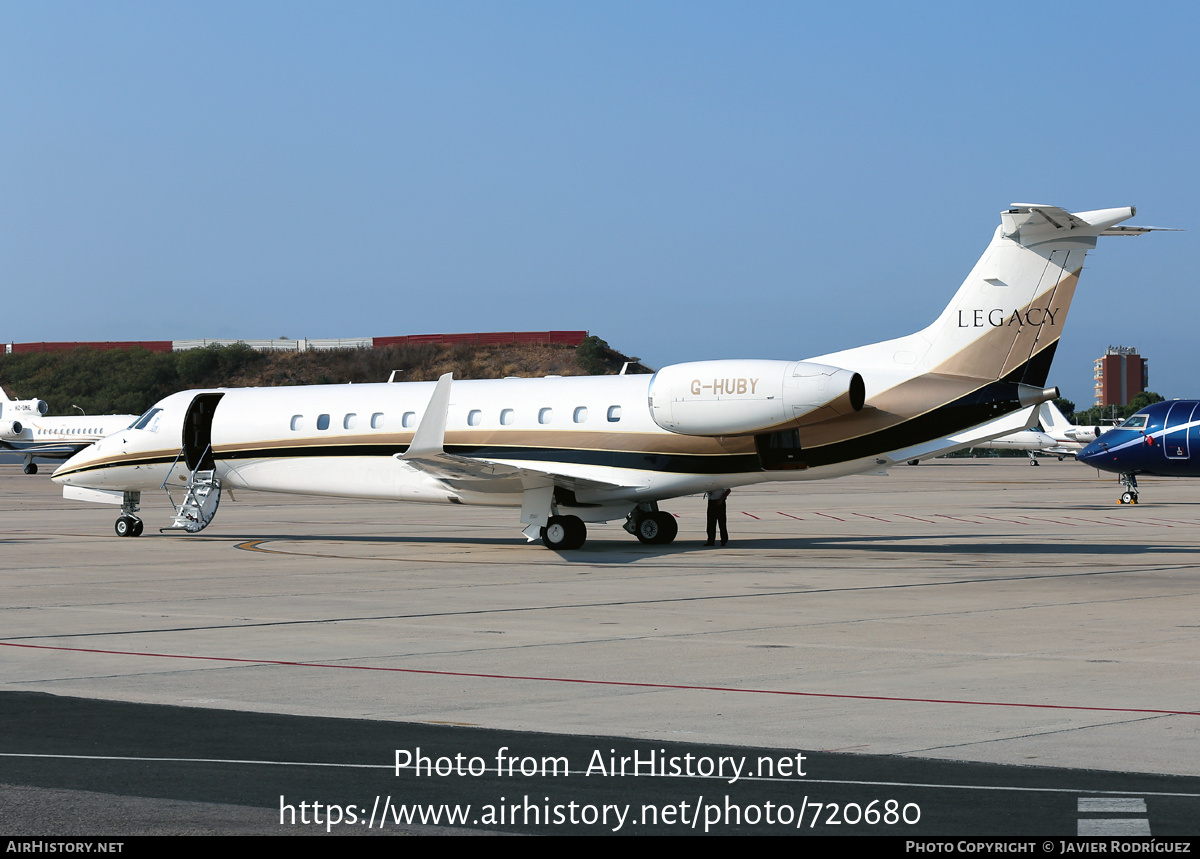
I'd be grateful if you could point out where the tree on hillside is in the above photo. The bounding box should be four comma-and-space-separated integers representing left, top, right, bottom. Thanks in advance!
1075, 391, 1165, 427
1053, 397, 1076, 422
575, 335, 610, 375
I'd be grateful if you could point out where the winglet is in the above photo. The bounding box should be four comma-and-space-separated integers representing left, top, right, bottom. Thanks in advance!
402, 373, 453, 460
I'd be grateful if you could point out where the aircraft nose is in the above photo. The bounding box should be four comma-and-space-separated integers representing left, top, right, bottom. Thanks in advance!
52, 437, 110, 486
1077, 440, 1105, 465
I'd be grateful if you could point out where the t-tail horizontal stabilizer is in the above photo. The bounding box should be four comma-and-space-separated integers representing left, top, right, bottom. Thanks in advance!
1007, 204, 1180, 237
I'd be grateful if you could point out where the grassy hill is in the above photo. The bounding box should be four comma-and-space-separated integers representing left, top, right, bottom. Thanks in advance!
0, 335, 650, 416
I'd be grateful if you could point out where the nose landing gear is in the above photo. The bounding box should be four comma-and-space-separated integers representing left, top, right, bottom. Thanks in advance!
114, 491, 144, 536
1118, 472, 1139, 505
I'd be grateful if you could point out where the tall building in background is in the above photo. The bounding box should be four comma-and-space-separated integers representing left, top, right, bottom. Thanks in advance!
1093, 346, 1149, 407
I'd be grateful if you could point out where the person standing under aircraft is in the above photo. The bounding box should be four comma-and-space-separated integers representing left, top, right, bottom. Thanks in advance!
705, 487, 731, 546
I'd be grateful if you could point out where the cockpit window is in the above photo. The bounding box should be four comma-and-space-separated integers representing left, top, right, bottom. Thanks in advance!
132, 408, 163, 432
1119, 415, 1148, 429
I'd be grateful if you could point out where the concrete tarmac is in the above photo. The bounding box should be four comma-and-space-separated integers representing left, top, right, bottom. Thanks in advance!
3, 458, 1199, 833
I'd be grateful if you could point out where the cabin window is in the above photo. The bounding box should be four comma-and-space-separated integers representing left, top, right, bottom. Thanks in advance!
539, 408, 553, 424
500, 409, 514, 426
290, 415, 304, 431
401, 411, 415, 428
607, 405, 622, 422
468, 409, 482, 427
372, 412, 386, 429
344, 413, 357, 430
317, 414, 330, 430
573, 406, 588, 423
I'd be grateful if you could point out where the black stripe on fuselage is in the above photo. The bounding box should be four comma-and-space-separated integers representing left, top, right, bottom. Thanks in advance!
1012, 339, 1057, 388
795, 378, 1032, 468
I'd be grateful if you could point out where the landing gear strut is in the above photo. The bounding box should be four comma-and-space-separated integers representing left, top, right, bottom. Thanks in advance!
114, 491, 144, 537
1026, 451, 1040, 466
1118, 472, 1139, 505
624, 503, 678, 545
22, 456, 37, 475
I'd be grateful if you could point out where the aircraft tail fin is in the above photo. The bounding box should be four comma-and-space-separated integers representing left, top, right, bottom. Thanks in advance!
815, 205, 1144, 394
912, 205, 1136, 387
1039, 400, 1071, 433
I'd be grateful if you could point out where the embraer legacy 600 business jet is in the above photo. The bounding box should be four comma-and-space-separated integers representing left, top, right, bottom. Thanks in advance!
53, 204, 1156, 546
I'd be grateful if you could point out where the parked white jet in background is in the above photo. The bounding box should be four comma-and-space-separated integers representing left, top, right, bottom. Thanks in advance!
957, 400, 1102, 465
1037, 401, 1101, 458
53, 204, 1157, 546
968, 424, 1059, 465
0, 387, 138, 474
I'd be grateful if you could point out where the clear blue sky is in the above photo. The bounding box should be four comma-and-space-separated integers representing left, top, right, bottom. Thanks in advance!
2, 2, 1196, 407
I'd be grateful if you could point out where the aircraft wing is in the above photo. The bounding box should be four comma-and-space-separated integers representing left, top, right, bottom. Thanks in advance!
396, 373, 630, 494
398, 450, 631, 494
0, 440, 90, 459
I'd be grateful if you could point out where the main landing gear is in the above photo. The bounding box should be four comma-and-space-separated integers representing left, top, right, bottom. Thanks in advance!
1026, 451, 1040, 466
523, 489, 679, 550
114, 491, 144, 537
624, 504, 678, 546
541, 515, 587, 550
539, 506, 680, 550
1118, 472, 1139, 505
115, 516, 144, 537
22, 455, 37, 475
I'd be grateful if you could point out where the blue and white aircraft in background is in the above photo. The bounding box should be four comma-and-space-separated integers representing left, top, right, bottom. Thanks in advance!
1078, 400, 1200, 503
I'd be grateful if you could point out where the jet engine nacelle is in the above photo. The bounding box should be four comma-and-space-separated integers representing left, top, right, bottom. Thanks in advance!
7, 399, 49, 416
648, 359, 865, 436
1065, 426, 1101, 443
0, 420, 24, 438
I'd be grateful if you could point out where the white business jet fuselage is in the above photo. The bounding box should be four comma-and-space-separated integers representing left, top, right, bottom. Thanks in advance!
53, 204, 1153, 547
0, 387, 137, 474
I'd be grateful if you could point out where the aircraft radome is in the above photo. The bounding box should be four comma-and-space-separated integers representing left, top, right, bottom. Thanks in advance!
0, 387, 137, 475
53, 204, 1160, 548
1078, 400, 1200, 504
